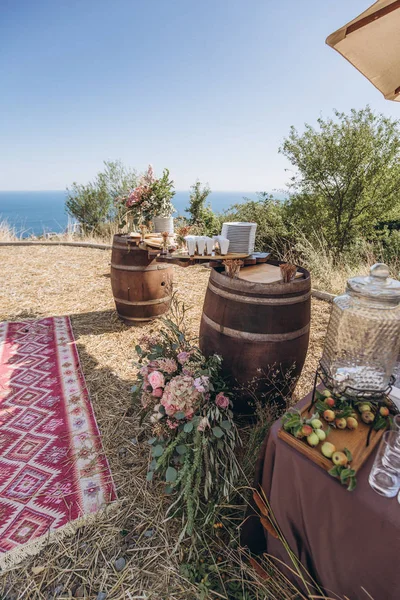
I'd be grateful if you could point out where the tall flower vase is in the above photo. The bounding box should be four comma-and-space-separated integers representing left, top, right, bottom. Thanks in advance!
153, 216, 174, 234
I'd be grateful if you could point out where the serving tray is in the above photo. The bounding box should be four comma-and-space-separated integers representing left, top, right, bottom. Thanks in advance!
278, 402, 385, 473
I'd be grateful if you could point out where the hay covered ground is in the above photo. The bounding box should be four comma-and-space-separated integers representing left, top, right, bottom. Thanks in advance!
0, 246, 330, 600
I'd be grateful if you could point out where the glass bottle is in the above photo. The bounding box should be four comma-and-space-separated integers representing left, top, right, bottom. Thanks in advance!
320, 264, 400, 395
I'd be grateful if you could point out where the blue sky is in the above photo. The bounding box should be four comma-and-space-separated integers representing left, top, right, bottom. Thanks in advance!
1, 0, 399, 192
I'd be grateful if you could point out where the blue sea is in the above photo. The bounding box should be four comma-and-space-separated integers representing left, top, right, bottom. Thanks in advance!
0, 190, 277, 238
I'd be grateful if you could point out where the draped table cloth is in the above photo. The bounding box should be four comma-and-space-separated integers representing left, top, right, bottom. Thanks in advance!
241, 390, 399, 600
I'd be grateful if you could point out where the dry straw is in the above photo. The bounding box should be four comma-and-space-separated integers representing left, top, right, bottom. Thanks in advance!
0, 245, 331, 599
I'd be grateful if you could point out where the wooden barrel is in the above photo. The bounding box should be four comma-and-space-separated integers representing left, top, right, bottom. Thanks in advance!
199, 262, 311, 413
110, 234, 173, 324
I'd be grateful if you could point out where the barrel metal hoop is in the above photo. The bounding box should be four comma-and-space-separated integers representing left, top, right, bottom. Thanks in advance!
208, 282, 311, 305
201, 313, 310, 342
110, 263, 170, 272
115, 295, 172, 306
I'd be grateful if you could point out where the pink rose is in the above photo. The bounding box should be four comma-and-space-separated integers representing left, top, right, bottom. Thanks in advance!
148, 371, 165, 391
152, 387, 163, 398
215, 392, 230, 409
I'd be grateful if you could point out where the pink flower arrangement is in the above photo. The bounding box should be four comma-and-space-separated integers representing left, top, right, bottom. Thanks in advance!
215, 392, 230, 409
161, 375, 201, 418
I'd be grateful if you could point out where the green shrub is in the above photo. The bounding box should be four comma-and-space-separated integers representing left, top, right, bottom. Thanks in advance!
66, 160, 137, 234
281, 107, 400, 255
224, 192, 291, 255
185, 181, 221, 236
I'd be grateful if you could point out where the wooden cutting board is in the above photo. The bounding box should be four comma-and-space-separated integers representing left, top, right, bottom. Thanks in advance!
278, 402, 385, 473
237, 263, 303, 284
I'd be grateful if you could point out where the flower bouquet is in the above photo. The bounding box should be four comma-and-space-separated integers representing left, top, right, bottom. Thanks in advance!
116, 165, 175, 232
132, 300, 240, 538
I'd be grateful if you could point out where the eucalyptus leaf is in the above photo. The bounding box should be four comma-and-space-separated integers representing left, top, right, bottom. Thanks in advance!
146, 471, 154, 482
152, 445, 164, 458
135, 345, 143, 356
183, 422, 194, 433
147, 437, 157, 445
166, 466, 178, 483
220, 420, 232, 431
176, 445, 187, 455
212, 426, 224, 438
175, 411, 186, 420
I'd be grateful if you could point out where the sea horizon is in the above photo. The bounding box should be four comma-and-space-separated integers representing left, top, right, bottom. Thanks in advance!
0, 189, 286, 237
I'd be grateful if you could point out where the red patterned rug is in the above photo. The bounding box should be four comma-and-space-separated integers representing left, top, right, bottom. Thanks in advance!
0, 316, 117, 568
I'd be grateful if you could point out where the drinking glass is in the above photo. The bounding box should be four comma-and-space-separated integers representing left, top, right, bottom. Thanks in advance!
369, 431, 400, 497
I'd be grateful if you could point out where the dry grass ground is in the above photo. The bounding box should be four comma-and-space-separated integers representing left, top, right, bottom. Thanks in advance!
0, 246, 330, 600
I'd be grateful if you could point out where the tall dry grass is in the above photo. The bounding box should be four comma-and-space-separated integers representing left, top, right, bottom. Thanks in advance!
287, 231, 400, 295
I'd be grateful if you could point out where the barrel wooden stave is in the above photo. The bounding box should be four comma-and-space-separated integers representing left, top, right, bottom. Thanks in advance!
199, 263, 311, 413
110, 235, 173, 323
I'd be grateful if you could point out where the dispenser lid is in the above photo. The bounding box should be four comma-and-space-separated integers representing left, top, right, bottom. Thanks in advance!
347, 263, 400, 301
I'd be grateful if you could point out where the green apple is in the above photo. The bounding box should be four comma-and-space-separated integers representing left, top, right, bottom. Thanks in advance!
321, 442, 336, 458
301, 424, 313, 436
332, 451, 348, 466
335, 417, 347, 429
323, 409, 335, 422
361, 411, 375, 424
307, 432, 320, 447
315, 428, 326, 441
311, 419, 323, 429
346, 417, 358, 430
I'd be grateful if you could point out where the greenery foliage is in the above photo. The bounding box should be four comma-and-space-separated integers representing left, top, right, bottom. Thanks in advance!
224, 192, 291, 253
280, 107, 400, 254
65, 160, 137, 233
185, 181, 221, 236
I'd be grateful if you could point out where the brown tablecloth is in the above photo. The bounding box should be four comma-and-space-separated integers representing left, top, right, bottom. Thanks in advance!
241, 391, 399, 600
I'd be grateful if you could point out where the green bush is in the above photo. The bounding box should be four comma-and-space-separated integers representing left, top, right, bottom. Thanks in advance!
66, 160, 137, 234
185, 181, 221, 236
224, 192, 291, 255
281, 107, 400, 255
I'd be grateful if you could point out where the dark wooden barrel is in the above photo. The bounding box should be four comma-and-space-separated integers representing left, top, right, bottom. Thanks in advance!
199, 261, 311, 413
110, 234, 173, 324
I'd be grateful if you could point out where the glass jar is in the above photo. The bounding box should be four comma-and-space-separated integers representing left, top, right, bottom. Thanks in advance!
321, 264, 400, 396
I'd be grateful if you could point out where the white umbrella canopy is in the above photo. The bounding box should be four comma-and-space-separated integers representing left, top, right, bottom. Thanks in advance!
326, 0, 400, 101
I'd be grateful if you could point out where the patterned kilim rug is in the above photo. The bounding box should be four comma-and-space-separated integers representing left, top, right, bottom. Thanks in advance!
0, 316, 117, 569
